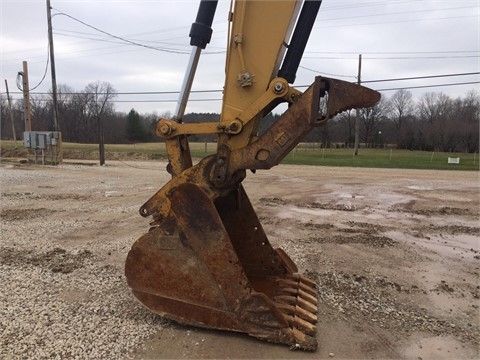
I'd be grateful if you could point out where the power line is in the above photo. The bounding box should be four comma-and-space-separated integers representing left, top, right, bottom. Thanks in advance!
316, 6, 479, 23
9, 79, 480, 104
363, 72, 480, 84
313, 15, 478, 29
296, 71, 480, 85
305, 50, 479, 55
17, 6, 475, 62
4, 72, 478, 99
52, 9, 191, 55
53, 27, 227, 50
14, 45, 50, 92
29, 45, 50, 91
52, 31, 184, 48
52, 31, 227, 54
303, 55, 479, 60
299, 65, 356, 79
7, 83, 479, 103
5, 97, 223, 104
51, 8, 225, 55
321, 0, 422, 11
4, 47, 476, 61
114, 98, 223, 103
6, 89, 223, 96
376, 81, 480, 92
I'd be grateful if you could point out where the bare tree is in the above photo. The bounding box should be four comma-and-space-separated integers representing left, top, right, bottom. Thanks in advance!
0, 94, 10, 139
30, 95, 51, 131
360, 97, 389, 147
84, 81, 117, 165
454, 91, 479, 153
55, 85, 75, 141
417, 92, 439, 124
417, 92, 456, 151
335, 109, 356, 146
390, 89, 414, 145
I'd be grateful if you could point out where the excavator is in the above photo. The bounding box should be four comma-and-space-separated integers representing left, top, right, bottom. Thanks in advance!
125, 0, 380, 351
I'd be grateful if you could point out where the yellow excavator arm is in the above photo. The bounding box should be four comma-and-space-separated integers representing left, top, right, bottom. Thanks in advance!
125, 0, 380, 351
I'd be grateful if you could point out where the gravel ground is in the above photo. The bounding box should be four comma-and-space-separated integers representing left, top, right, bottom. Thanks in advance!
0, 251, 163, 358
0, 162, 167, 359
1, 160, 479, 359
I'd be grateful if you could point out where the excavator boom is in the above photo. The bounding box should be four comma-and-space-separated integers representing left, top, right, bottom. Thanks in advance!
125, 0, 380, 351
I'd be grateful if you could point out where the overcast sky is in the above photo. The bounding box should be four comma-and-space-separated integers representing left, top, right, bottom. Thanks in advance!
1, 0, 479, 115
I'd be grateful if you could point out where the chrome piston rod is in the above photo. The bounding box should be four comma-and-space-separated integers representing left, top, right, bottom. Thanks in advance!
172, 0, 218, 122
173, 46, 202, 121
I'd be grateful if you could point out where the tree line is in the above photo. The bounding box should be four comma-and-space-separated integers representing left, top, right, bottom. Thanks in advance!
326, 89, 479, 153
1, 81, 478, 153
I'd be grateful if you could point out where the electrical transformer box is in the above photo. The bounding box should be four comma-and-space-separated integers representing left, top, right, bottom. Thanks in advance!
38, 133, 47, 149
23, 131, 60, 149
22, 131, 62, 165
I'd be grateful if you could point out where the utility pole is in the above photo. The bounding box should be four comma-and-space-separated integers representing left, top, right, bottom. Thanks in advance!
354, 54, 362, 156
4, 79, 18, 148
21, 61, 32, 131
46, 0, 62, 164
46, 0, 59, 132
97, 114, 105, 166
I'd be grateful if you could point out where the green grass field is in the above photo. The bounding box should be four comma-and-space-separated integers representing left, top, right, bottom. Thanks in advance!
283, 146, 479, 171
1, 140, 478, 171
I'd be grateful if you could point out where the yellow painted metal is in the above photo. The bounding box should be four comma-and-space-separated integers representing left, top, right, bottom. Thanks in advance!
165, 137, 192, 176
219, 0, 300, 150
156, 118, 244, 139
155, 79, 302, 141
162, 0, 300, 176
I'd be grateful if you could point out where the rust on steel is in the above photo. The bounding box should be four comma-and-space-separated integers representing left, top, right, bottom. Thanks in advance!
125, 75, 380, 350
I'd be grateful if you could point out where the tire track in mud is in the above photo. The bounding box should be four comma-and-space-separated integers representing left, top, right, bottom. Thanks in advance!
257, 196, 480, 348
392, 200, 479, 217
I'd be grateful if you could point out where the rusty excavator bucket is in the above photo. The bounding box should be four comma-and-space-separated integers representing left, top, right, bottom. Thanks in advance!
125, 76, 380, 350
125, 0, 380, 351
126, 183, 319, 349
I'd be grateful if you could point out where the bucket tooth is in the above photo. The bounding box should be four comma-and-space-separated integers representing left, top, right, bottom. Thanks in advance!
275, 287, 318, 306
298, 274, 317, 288
275, 303, 296, 315
275, 303, 317, 324
299, 288, 318, 305
293, 306, 317, 324
283, 314, 317, 336
274, 294, 298, 305
284, 273, 317, 288
275, 294, 317, 314
277, 278, 317, 297
297, 297, 318, 314
291, 328, 317, 351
